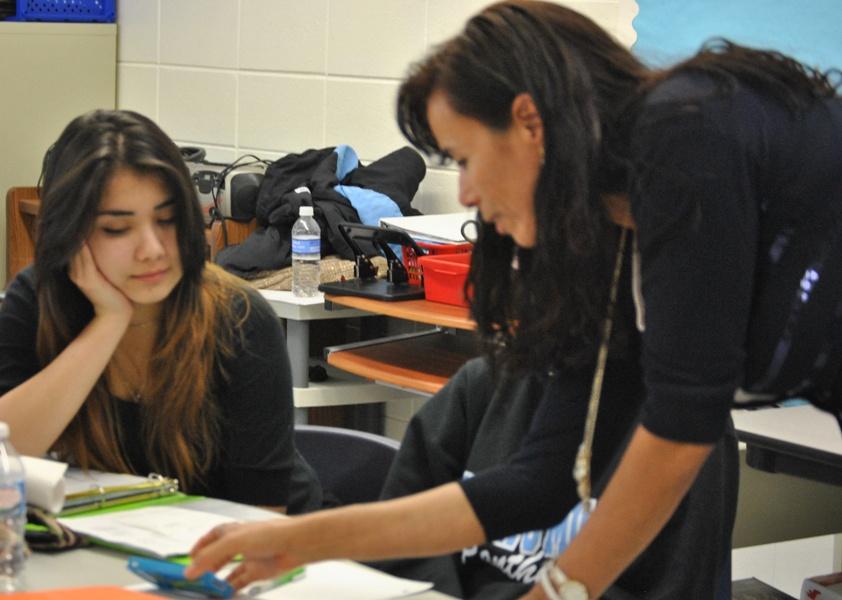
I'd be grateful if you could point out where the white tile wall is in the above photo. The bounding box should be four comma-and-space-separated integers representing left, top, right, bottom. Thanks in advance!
116, 0, 638, 214
427, 0, 492, 46
158, 67, 237, 146
324, 78, 405, 161
238, 73, 326, 153
117, 64, 157, 118
239, 0, 328, 74
327, 0, 427, 79
116, 0, 157, 63
159, 0, 239, 69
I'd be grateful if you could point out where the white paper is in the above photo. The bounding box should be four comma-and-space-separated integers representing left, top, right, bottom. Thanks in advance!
58, 505, 237, 558
380, 212, 475, 244
22, 455, 68, 514
255, 560, 432, 599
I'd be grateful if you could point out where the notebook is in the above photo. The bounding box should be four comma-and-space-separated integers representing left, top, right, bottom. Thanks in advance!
57, 505, 239, 558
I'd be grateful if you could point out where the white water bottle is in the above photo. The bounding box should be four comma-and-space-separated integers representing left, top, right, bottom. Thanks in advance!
0, 422, 26, 592
291, 192, 321, 297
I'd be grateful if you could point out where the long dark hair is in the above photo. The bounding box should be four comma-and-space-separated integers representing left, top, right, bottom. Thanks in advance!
37, 109, 245, 488
397, 0, 839, 373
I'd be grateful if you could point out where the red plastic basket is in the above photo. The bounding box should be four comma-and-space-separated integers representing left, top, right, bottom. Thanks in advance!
418, 252, 472, 307
402, 241, 472, 286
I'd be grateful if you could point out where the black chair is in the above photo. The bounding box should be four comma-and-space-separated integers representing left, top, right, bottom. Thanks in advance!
293, 424, 400, 505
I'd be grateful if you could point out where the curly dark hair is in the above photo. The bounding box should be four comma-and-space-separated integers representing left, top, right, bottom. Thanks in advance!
397, 0, 839, 373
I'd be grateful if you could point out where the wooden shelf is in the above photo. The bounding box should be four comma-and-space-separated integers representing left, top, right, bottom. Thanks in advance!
324, 294, 474, 331
326, 331, 478, 395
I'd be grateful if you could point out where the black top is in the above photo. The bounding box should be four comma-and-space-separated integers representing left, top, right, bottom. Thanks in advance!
632, 74, 842, 443
458, 74, 842, 596
0, 267, 322, 513
377, 358, 544, 599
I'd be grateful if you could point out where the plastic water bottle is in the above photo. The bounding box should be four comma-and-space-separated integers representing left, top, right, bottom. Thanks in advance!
0, 423, 25, 592
291, 193, 321, 297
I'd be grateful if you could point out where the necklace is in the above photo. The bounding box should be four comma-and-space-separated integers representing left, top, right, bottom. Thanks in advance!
573, 227, 628, 511
113, 346, 149, 403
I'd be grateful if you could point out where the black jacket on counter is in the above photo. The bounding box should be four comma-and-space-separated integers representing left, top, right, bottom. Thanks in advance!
216, 146, 425, 277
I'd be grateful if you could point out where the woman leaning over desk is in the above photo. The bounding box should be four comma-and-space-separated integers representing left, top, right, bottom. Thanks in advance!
0, 110, 321, 514
188, 1, 842, 598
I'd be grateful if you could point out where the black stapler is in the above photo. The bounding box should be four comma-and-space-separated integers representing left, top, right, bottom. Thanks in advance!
318, 222, 427, 301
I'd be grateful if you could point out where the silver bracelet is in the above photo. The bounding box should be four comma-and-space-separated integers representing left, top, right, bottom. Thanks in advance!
539, 561, 564, 600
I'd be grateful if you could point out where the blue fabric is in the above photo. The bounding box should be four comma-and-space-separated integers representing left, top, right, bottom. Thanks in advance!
334, 145, 359, 180
331, 145, 403, 227
780, 398, 809, 408
335, 184, 403, 226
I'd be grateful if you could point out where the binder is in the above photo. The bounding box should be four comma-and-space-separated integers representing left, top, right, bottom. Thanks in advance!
60, 473, 180, 516
23, 456, 182, 516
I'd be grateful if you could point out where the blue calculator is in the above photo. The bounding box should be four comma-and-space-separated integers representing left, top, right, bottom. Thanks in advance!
127, 556, 235, 598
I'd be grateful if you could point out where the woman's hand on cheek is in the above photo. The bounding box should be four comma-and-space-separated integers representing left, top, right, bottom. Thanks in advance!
69, 243, 133, 324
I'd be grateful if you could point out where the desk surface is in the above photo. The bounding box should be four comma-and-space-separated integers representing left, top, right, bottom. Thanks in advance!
325, 294, 474, 331
260, 289, 370, 321
732, 405, 842, 456
26, 498, 454, 599
732, 405, 842, 485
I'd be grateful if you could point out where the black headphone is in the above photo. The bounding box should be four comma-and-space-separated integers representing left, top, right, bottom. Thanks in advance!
179, 146, 206, 163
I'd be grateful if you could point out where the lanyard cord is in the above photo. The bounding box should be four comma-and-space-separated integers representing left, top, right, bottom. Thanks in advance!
574, 227, 629, 510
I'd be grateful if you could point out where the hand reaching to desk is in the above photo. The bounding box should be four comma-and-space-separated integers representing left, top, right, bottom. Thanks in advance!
187, 484, 485, 590
186, 520, 308, 590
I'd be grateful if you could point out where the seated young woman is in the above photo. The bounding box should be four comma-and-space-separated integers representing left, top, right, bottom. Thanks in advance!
0, 109, 322, 513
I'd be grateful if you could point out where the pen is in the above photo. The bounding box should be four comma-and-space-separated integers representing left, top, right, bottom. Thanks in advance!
246, 566, 306, 597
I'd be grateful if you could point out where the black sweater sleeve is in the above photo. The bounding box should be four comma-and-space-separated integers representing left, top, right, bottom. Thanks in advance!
0, 267, 41, 395
631, 83, 758, 444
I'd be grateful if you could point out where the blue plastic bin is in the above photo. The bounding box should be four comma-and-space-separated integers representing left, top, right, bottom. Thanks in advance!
11, 0, 115, 22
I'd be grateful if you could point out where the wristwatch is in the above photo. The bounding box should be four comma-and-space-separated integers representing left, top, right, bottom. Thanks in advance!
539, 560, 590, 600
